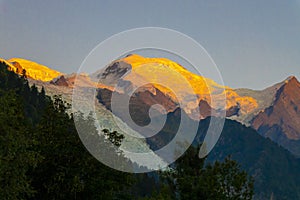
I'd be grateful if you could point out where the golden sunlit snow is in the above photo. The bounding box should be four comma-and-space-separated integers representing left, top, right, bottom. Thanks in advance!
120, 54, 257, 114
7, 58, 62, 82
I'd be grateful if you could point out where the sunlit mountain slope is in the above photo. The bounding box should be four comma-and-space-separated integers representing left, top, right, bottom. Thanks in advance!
94, 54, 257, 116
5, 58, 62, 81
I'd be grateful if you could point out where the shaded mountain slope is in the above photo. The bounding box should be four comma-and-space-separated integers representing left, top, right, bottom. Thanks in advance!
251, 76, 300, 156
202, 118, 300, 200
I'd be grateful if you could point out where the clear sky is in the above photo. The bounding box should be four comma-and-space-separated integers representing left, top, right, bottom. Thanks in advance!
0, 0, 299, 89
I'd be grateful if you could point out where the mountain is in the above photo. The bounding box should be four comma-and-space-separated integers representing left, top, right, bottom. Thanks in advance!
250, 76, 300, 156
3, 55, 300, 157
0, 58, 62, 81
93, 54, 257, 119
234, 76, 300, 157
251, 76, 300, 140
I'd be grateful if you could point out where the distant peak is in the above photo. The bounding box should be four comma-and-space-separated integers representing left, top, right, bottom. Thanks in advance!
284, 75, 298, 85
274, 75, 300, 101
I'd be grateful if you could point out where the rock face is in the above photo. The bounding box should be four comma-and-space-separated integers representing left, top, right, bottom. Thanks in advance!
235, 76, 300, 156
250, 77, 300, 156
50, 73, 114, 91
50, 75, 69, 87
252, 76, 300, 140
97, 86, 179, 126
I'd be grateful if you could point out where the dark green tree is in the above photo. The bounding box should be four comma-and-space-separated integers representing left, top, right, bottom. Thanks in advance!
199, 157, 254, 200
0, 90, 40, 199
163, 145, 254, 200
30, 96, 136, 199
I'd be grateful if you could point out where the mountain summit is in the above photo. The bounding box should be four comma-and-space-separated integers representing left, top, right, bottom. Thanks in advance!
252, 76, 300, 139
234, 76, 300, 156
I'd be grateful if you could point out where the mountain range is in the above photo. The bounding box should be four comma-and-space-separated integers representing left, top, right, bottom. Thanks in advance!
1, 55, 300, 199
1, 55, 299, 156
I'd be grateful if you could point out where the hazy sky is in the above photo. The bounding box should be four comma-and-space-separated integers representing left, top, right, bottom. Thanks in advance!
0, 0, 299, 89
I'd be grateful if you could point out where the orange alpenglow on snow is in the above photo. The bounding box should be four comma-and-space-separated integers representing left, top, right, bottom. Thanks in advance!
4, 58, 62, 82
120, 54, 257, 114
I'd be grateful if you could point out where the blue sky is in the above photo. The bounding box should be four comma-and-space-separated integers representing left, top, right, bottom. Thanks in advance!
0, 0, 299, 89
